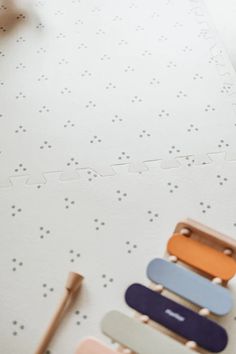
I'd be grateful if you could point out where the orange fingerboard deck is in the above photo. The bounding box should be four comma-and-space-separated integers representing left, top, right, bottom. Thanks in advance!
167, 234, 236, 281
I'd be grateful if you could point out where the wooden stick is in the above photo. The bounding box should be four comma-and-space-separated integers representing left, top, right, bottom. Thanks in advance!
34, 272, 84, 354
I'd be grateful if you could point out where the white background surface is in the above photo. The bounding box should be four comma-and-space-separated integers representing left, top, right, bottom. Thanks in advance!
1, 1, 236, 354
206, 0, 236, 69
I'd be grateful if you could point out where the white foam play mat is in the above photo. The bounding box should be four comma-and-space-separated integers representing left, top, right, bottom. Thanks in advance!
1, 0, 236, 353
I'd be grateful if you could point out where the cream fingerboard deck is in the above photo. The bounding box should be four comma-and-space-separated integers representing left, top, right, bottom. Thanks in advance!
101, 311, 192, 354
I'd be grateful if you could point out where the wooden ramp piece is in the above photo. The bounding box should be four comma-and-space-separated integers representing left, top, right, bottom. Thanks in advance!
167, 234, 236, 281
101, 310, 191, 354
75, 338, 116, 354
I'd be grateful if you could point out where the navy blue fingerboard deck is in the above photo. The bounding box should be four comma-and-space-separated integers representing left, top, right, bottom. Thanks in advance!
125, 283, 228, 353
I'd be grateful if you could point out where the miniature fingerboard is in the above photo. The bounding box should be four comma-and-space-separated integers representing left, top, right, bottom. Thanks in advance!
147, 258, 233, 315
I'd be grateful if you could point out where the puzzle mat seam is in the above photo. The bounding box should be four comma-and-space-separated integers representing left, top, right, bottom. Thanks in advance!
0, 151, 236, 188
1, 0, 236, 188
182, 0, 236, 113
192, 0, 236, 97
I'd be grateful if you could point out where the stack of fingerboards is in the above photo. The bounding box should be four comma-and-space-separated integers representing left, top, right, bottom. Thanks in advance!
75, 219, 236, 354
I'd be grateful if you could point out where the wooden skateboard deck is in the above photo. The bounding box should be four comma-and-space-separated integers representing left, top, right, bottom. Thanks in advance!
125, 283, 228, 352
101, 310, 192, 354
147, 258, 233, 315
167, 234, 236, 281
